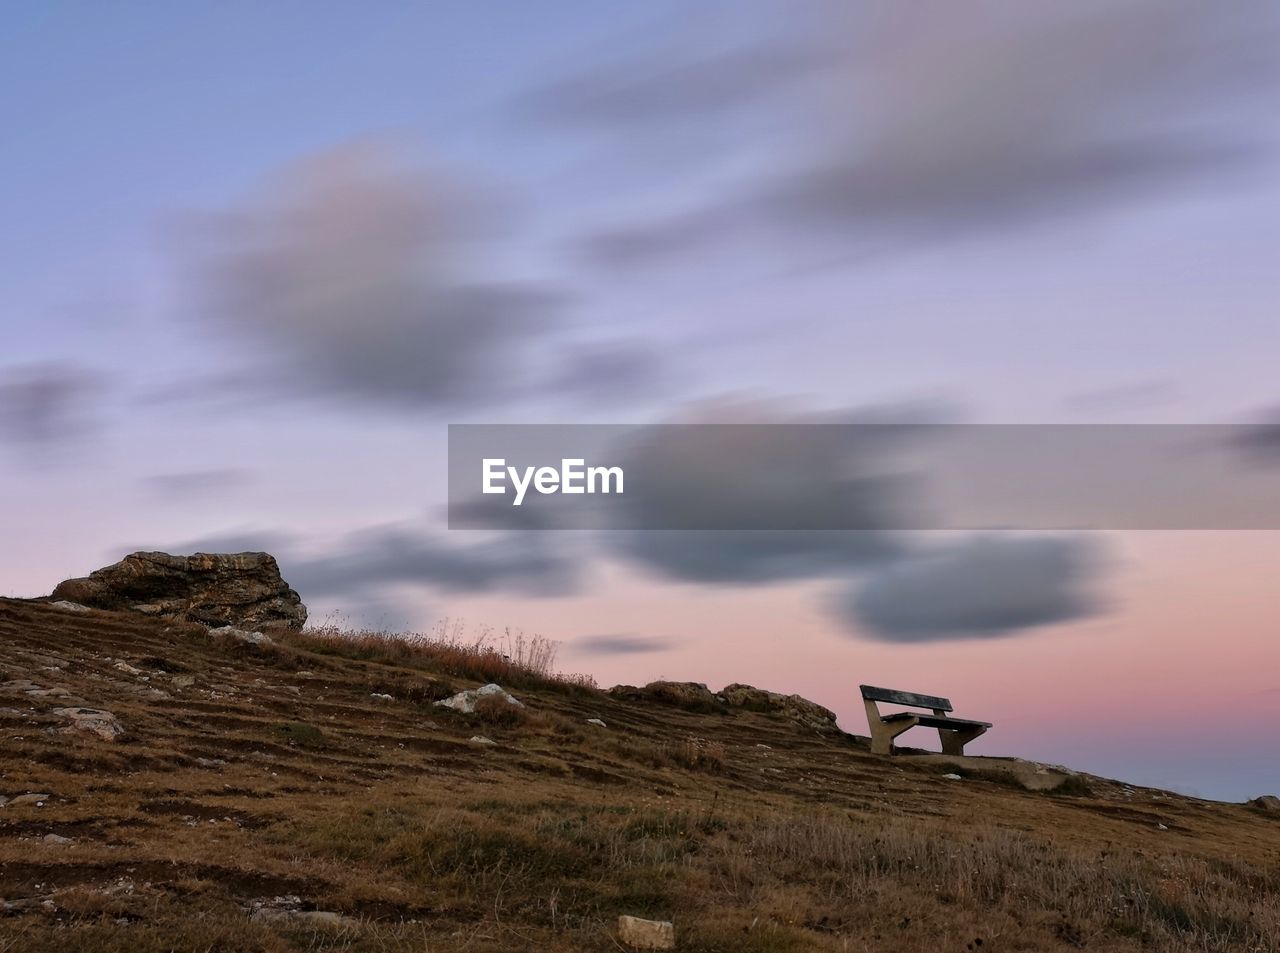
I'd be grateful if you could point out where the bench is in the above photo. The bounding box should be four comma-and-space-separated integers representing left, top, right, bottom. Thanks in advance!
860, 685, 992, 756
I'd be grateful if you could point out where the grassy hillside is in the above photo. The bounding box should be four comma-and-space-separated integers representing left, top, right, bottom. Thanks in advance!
1, 597, 1277, 952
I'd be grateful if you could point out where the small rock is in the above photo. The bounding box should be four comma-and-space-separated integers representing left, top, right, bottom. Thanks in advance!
942, 773, 963, 781
9, 793, 52, 807
250, 907, 357, 928
0, 680, 42, 693
172, 675, 195, 688
434, 683, 523, 715
370, 693, 394, 702
1157, 823, 1169, 831
42, 834, 73, 845
53, 707, 126, 742
469, 735, 496, 745
755, 744, 772, 750
586, 718, 607, 728
1, 897, 57, 915
113, 661, 142, 676
618, 914, 675, 950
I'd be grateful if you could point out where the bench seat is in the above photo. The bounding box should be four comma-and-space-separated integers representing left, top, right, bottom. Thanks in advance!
881, 713, 993, 730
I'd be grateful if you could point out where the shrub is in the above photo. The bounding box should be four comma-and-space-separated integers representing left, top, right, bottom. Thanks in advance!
473, 693, 527, 728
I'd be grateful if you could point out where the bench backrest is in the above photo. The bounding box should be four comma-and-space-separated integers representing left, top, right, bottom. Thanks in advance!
859, 685, 952, 712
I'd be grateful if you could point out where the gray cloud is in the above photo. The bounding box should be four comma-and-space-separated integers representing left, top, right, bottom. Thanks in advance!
143, 468, 251, 498
126, 522, 576, 610
845, 535, 1104, 642
614, 531, 891, 586
0, 363, 105, 448
1230, 409, 1280, 465
284, 525, 577, 602
119, 529, 296, 561
545, 341, 669, 403
574, 633, 673, 656
186, 143, 561, 409
560, 0, 1276, 266
529, 39, 821, 130
607, 402, 910, 583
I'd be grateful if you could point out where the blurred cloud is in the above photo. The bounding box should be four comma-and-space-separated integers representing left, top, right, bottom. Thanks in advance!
555, 0, 1276, 267
607, 401, 910, 582
283, 525, 577, 601
143, 468, 251, 498
529, 39, 821, 131
125, 522, 577, 610
575, 633, 673, 655
185, 143, 562, 409
615, 530, 893, 585
1065, 380, 1181, 417
545, 340, 669, 403
0, 362, 106, 449
1230, 408, 1280, 465
845, 535, 1104, 642
120, 529, 295, 560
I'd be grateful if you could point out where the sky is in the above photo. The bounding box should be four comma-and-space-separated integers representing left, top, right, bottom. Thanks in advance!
3, 1, 1279, 801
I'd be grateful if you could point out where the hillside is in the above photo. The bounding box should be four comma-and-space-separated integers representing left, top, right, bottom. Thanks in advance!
1, 596, 1277, 953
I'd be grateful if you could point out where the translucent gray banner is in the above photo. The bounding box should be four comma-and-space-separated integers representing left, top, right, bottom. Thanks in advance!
447, 424, 1280, 530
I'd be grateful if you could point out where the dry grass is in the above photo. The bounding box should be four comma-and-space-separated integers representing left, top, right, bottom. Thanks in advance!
277, 619, 598, 695
1, 596, 1279, 952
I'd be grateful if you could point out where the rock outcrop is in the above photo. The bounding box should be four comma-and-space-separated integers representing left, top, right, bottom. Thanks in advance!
719, 683, 841, 733
50, 552, 306, 630
54, 707, 126, 741
608, 681, 724, 712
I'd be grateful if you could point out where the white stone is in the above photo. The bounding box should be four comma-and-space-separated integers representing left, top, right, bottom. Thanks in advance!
208, 625, 273, 646
586, 718, 607, 728
49, 600, 91, 613
618, 915, 675, 950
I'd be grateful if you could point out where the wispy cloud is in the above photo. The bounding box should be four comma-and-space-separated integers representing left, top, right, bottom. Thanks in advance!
575, 633, 673, 656
545, 0, 1277, 268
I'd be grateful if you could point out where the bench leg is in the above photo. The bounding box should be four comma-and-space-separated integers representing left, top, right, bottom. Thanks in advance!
869, 719, 918, 755
939, 725, 987, 756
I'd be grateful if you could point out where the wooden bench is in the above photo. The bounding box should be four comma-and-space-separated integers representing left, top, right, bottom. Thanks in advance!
860, 685, 992, 756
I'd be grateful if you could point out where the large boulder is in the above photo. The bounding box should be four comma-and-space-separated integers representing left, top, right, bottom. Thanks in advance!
50, 552, 306, 630
720, 683, 840, 733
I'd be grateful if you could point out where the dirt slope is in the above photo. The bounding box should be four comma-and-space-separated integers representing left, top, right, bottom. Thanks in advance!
1, 597, 1277, 952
